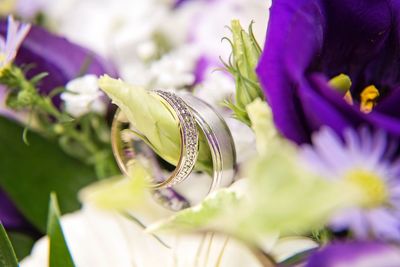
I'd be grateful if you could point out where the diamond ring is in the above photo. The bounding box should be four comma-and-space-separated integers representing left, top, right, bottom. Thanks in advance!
111, 91, 236, 210
111, 90, 199, 189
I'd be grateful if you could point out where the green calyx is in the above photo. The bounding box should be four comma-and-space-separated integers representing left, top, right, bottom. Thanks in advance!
223, 20, 264, 126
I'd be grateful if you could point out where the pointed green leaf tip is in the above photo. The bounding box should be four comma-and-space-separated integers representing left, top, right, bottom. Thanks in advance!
81, 159, 150, 211
98, 75, 212, 173
0, 223, 19, 267
223, 20, 264, 126
146, 189, 240, 234
47, 193, 76, 267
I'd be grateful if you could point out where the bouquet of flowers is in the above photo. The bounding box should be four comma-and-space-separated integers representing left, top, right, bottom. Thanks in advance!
1, 0, 400, 266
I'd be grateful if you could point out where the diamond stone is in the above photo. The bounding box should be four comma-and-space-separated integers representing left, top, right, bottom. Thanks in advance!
153, 90, 199, 186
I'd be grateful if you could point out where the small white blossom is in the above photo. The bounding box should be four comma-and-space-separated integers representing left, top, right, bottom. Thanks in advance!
194, 69, 235, 110
149, 46, 198, 89
136, 40, 157, 61
61, 75, 106, 118
15, 0, 45, 18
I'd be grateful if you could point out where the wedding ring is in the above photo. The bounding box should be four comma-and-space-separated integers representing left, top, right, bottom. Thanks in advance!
111, 90, 199, 189
181, 94, 236, 192
111, 109, 192, 211
111, 90, 236, 210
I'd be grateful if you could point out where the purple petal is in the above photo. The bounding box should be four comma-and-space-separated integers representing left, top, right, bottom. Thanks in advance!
256, 0, 400, 144
256, 0, 325, 143
0, 20, 117, 105
367, 209, 400, 242
306, 242, 400, 267
0, 188, 28, 231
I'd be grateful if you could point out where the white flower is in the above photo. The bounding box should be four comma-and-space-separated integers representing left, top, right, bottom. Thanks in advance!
39, 0, 169, 58
60, 75, 106, 118
194, 69, 235, 110
0, 15, 30, 70
15, 0, 45, 18
166, 0, 269, 63
21, 203, 316, 267
19, 205, 262, 267
148, 46, 198, 89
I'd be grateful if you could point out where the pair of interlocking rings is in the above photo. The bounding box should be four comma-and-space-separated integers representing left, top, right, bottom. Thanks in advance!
111, 90, 282, 266
111, 90, 236, 211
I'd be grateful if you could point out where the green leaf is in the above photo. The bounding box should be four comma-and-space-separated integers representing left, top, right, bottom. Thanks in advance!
147, 189, 241, 233
7, 232, 36, 261
47, 193, 76, 267
81, 159, 149, 211
0, 223, 19, 267
148, 141, 362, 244
30, 72, 49, 86
0, 116, 97, 232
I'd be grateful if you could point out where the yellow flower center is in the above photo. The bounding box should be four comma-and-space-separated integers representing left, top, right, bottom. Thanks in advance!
0, 53, 6, 64
0, 0, 16, 16
0, 53, 9, 74
345, 169, 388, 208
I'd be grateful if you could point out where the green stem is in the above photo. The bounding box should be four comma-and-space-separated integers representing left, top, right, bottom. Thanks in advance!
1, 66, 115, 179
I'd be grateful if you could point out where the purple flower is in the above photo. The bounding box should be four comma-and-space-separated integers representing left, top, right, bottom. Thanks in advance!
305, 242, 400, 267
0, 19, 116, 104
257, 0, 400, 144
0, 16, 30, 69
302, 127, 400, 242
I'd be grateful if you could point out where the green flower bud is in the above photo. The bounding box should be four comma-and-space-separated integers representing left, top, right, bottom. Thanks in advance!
224, 20, 264, 126
16, 89, 37, 107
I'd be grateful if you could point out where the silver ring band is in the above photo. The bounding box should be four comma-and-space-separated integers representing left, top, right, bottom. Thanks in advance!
181, 94, 236, 192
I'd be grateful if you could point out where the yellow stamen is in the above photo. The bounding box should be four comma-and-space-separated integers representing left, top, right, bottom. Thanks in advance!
346, 169, 388, 208
360, 85, 379, 113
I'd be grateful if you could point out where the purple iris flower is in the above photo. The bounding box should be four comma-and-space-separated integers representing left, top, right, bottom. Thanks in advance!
0, 19, 117, 105
305, 242, 400, 267
257, 0, 400, 144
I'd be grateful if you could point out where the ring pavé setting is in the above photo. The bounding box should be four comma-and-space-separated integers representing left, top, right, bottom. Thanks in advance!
111, 90, 199, 189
